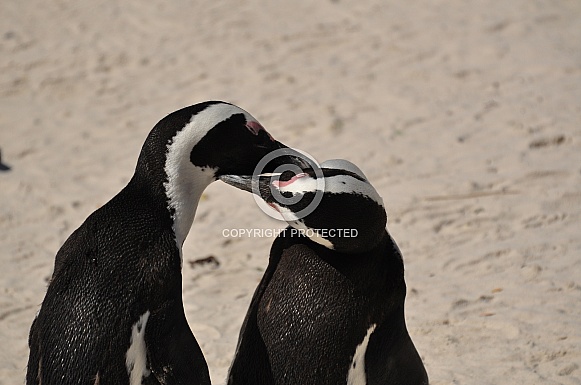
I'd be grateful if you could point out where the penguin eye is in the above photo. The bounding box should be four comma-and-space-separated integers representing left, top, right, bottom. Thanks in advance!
279, 170, 296, 182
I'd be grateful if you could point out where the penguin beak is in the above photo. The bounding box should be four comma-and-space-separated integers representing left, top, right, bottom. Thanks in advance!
219, 174, 276, 201
220, 141, 312, 198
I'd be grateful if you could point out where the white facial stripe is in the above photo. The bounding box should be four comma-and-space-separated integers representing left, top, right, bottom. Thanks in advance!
269, 203, 335, 249
290, 220, 334, 249
320, 159, 368, 180
164, 103, 255, 251
182, 103, 257, 146
272, 204, 301, 222
347, 324, 377, 385
258, 173, 283, 177
126, 311, 151, 385
277, 175, 318, 194
324, 174, 384, 207
275, 174, 383, 207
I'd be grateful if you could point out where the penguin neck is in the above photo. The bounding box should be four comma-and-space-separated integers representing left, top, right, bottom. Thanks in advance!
163, 164, 215, 251
161, 123, 218, 253
288, 220, 335, 249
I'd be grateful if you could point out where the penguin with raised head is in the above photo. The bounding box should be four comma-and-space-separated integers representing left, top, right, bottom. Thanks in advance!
221, 159, 429, 385
27, 101, 303, 385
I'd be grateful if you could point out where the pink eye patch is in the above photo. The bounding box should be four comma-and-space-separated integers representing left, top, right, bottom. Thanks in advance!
246, 121, 274, 141
245, 121, 264, 135
272, 173, 308, 188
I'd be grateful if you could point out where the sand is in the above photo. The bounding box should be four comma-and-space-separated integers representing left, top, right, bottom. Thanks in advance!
1, 0, 580, 384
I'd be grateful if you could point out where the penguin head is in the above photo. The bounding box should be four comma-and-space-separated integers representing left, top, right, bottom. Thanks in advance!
138, 101, 303, 183
136, 101, 306, 248
221, 159, 387, 253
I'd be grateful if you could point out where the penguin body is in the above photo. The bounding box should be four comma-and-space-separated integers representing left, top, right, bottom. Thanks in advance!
27, 101, 298, 385
222, 159, 428, 385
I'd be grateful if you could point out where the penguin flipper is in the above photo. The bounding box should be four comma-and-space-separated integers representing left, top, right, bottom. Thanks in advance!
145, 309, 210, 385
365, 318, 429, 385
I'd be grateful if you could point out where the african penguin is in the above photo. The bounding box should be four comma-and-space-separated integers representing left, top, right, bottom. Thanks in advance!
27, 101, 302, 385
220, 159, 429, 385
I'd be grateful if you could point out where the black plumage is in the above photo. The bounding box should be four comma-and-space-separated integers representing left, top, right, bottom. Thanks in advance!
224, 161, 429, 385
27, 101, 295, 385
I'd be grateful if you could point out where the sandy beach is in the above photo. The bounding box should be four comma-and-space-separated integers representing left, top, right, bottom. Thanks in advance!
1, 1, 580, 384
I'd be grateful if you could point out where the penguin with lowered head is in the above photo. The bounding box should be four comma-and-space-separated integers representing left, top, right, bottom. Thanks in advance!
221, 159, 429, 385
27, 101, 304, 385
